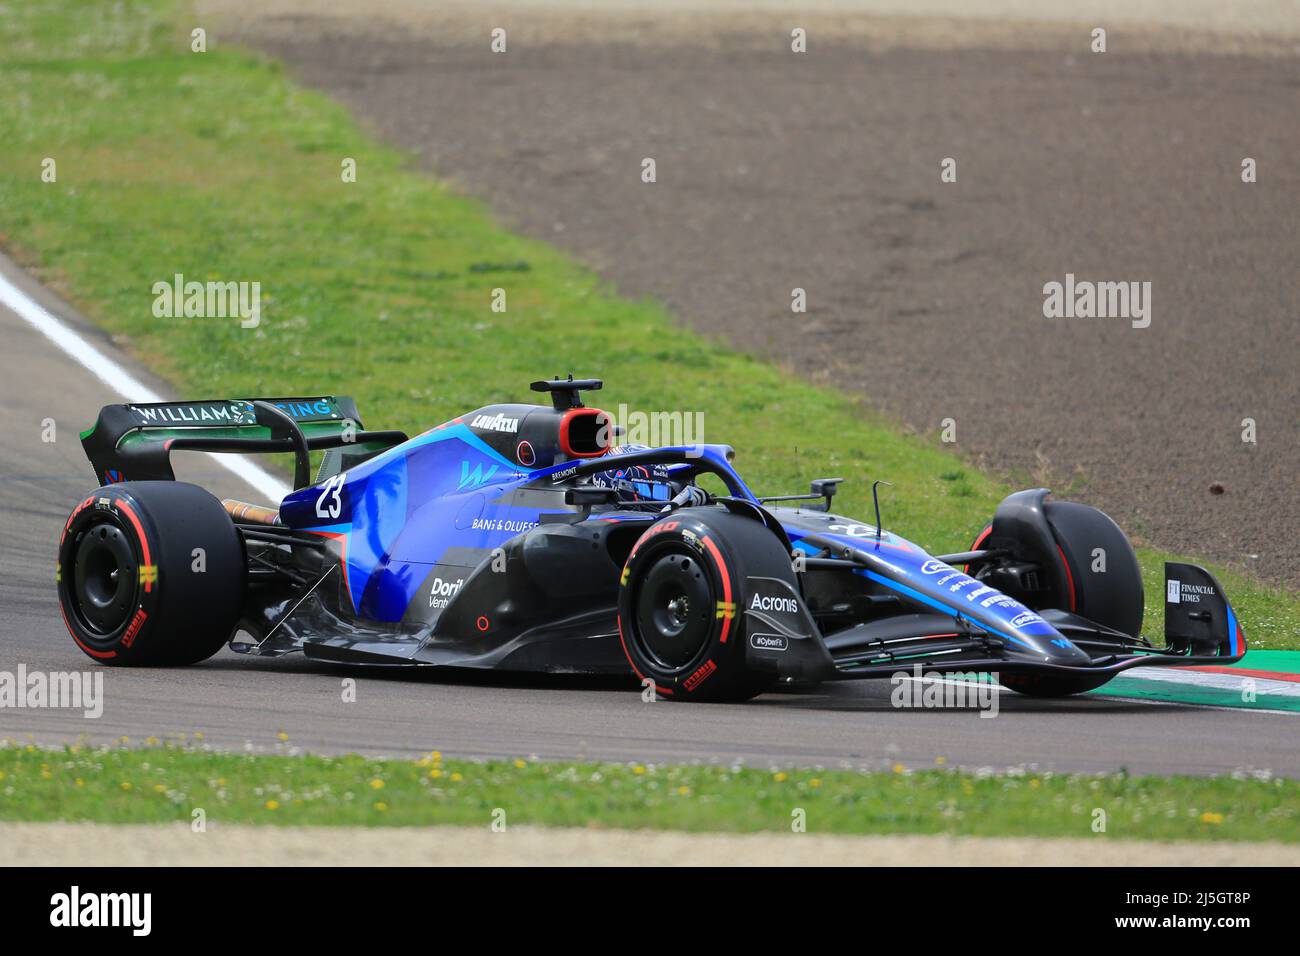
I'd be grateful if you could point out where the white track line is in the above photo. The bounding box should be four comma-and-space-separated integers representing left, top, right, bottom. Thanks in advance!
0, 270, 290, 504
1091, 694, 1300, 718
1114, 667, 1300, 697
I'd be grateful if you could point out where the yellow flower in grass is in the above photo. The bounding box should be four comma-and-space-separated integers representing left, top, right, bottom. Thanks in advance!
677, 785, 690, 796
429, 768, 443, 779
370, 778, 385, 790
513, 758, 527, 769
810, 778, 822, 788
773, 771, 788, 783
633, 765, 645, 775
374, 802, 388, 812
450, 772, 463, 782
265, 800, 279, 810
120, 782, 132, 791
1200, 812, 1224, 825
154, 784, 167, 794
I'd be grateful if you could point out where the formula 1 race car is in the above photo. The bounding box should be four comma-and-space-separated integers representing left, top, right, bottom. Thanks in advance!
57, 377, 1246, 701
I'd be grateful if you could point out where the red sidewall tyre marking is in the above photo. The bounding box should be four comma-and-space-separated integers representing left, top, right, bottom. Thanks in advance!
1056, 544, 1077, 612
60, 602, 117, 660
964, 524, 992, 575
699, 534, 732, 644
112, 498, 153, 593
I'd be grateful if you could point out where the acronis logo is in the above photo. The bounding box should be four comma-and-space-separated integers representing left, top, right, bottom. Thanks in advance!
457, 461, 499, 491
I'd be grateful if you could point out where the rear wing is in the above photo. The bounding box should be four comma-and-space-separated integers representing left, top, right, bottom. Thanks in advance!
81, 396, 407, 490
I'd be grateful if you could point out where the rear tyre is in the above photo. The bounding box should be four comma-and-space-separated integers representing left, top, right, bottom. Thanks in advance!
57, 481, 245, 665
618, 509, 785, 702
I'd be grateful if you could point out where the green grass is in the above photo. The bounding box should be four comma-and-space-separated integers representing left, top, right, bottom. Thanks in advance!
2, 742, 1295, 841
0, 0, 1296, 647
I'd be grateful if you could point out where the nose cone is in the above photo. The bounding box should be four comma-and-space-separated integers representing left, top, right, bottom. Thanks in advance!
1012, 625, 1093, 665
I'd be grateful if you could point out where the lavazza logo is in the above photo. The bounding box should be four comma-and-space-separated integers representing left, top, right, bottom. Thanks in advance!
471, 412, 519, 433
50, 886, 151, 936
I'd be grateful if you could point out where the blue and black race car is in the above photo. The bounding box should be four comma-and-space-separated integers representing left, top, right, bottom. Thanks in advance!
57, 377, 1246, 701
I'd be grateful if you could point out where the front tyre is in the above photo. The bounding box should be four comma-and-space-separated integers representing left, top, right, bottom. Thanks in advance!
1043, 500, 1143, 638
57, 481, 245, 665
967, 496, 1144, 638
618, 509, 786, 702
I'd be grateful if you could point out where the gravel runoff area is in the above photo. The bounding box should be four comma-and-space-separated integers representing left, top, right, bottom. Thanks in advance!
202, 0, 1300, 588
6, 821, 1299, 866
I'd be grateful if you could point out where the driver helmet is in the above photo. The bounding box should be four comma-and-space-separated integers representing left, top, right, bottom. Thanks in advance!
588, 444, 682, 503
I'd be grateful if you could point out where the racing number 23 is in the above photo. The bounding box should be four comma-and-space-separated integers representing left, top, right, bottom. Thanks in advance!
315, 475, 346, 520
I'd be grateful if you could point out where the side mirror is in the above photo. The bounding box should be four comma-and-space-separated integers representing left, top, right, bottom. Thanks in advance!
809, 477, 844, 512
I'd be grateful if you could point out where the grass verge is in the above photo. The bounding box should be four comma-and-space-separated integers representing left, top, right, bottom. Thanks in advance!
1, 743, 1295, 841
0, 0, 1295, 647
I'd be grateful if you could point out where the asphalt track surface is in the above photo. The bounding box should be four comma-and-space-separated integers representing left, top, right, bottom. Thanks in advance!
0, 253, 1296, 777
206, 0, 1300, 587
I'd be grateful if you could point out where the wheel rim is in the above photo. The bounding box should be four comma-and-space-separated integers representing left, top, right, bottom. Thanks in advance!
71, 520, 136, 636
633, 547, 713, 671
